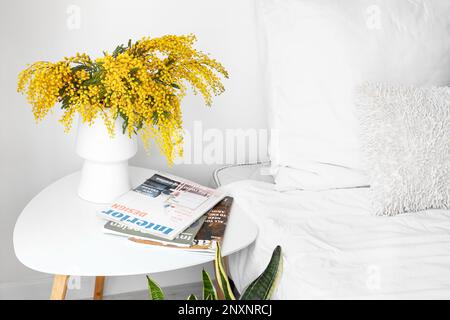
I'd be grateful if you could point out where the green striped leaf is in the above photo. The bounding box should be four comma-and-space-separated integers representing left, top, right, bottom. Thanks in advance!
240, 246, 283, 300
187, 294, 198, 300
146, 275, 165, 300
214, 243, 236, 300
202, 269, 218, 300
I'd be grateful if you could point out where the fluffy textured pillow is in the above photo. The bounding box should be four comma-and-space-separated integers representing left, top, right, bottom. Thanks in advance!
258, 0, 450, 190
355, 83, 450, 216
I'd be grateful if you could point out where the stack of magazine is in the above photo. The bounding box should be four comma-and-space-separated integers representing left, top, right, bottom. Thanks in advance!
97, 172, 233, 254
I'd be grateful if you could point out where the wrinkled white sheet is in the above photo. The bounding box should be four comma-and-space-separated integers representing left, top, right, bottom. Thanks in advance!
222, 180, 450, 299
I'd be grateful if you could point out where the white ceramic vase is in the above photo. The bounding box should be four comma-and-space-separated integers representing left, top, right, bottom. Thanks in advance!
76, 116, 137, 203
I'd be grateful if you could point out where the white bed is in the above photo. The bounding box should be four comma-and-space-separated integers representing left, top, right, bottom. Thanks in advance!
216, 0, 450, 299
215, 164, 450, 299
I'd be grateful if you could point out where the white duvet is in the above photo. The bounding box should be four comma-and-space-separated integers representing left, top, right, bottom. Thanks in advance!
222, 180, 450, 299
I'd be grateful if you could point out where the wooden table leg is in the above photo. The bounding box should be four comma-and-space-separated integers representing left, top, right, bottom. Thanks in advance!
94, 276, 106, 300
50, 275, 69, 300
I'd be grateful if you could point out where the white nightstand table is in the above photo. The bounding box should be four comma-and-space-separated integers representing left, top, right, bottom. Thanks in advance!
13, 167, 258, 300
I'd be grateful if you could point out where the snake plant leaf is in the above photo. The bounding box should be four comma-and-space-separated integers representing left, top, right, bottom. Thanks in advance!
240, 246, 283, 300
187, 294, 198, 300
214, 243, 236, 300
146, 275, 165, 300
202, 269, 218, 300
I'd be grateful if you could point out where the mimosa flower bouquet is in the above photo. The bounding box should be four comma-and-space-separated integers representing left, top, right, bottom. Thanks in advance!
18, 35, 228, 202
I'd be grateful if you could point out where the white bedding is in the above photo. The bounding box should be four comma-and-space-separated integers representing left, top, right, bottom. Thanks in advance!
222, 180, 450, 299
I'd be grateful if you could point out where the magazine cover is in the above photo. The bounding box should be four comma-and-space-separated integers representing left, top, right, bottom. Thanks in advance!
103, 215, 207, 247
130, 196, 233, 253
97, 172, 225, 240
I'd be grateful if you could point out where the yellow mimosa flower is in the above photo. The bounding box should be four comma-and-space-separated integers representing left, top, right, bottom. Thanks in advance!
17, 35, 228, 165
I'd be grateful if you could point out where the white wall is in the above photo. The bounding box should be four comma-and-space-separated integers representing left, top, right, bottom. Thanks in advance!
0, 0, 267, 299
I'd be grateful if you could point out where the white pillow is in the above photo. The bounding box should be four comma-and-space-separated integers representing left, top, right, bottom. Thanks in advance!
259, 0, 450, 189
274, 161, 368, 192
355, 83, 450, 216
